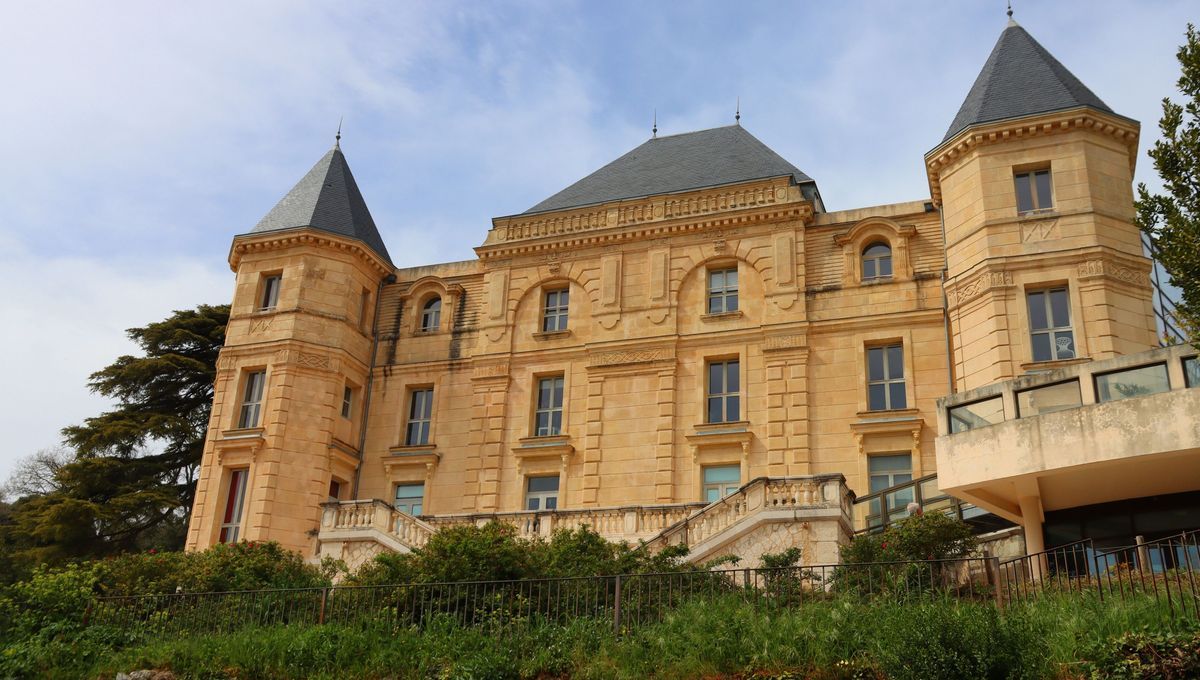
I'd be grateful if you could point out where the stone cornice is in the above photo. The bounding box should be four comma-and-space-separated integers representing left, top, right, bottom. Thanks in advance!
478, 179, 813, 260
229, 228, 393, 277
924, 108, 1140, 207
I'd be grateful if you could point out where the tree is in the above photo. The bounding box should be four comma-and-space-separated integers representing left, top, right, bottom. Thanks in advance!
0, 447, 72, 501
1135, 23, 1200, 342
1, 304, 228, 569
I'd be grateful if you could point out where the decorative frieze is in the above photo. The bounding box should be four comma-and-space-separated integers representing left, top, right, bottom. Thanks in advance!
1077, 259, 1149, 286
586, 347, 675, 368
273, 349, 333, 371
949, 270, 1014, 306
1020, 218, 1059, 242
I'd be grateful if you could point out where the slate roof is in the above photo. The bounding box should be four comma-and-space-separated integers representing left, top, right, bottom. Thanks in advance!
249, 144, 392, 265
525, 125, 822, 215
942, 20, 1115, 143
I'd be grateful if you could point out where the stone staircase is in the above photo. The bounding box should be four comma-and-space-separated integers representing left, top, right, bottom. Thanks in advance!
317, 474, 853, 570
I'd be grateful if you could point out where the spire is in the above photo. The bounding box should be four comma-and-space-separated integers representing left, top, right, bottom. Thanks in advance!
335, 116, 342, 148
735, 97, 741, 125
249, 145, 392, 265
941, 20, 1116, 143
652, 109, 657, 138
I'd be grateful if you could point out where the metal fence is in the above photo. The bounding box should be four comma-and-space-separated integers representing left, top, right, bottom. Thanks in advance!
86, 532, 1199, 638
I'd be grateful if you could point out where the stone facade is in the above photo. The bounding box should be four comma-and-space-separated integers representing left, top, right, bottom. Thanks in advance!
184, 19, 1173, 569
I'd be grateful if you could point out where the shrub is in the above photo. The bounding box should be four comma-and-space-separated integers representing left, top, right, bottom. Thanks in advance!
1080, 627, 1200, 679
835, 513, 978, 597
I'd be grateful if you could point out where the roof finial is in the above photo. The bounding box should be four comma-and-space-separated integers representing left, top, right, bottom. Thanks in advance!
1006, 0, 1013, 19
335, 116, 343, 148
735, 97, 741, 125
652, 109, 657, 138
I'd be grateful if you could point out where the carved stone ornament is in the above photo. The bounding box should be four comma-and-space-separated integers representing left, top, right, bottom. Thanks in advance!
951, 270, 1014, 306
273, 349, 332, 370
587, 347, 675, 368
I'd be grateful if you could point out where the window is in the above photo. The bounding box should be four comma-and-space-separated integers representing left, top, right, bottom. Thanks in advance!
1027, 288, 1075, 362
1185, 357, 1200, 388
707, 267, 738, 314
542, 289, 569, 332
341, 385, 354, 419
359, 289, 371, 331
219, 469, 248, 543
237, 371, 266, 429
1014, 168, 1053, 213
867, 345, 906, 411
259, 274, 281, 311
328, 479, 342, 502
868, 454, 913, 524
702, 465, 740, 503
861, 243, 893, 281
1017, 380, 1082, 418
405, 388, 434, 446
525, 476, 559, 511
534, 376, 565, 436
394, 483, 424, 516
1095, 364, 1170, 403
420, 297, 441, 332
706, 360, 740, 423
948, 396, 1004, 433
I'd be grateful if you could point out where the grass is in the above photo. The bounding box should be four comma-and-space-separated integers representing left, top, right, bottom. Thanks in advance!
5, 592, 1193, 679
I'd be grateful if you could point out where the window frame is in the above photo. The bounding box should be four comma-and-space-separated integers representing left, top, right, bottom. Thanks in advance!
866, 453, 914, 523
1027, 287, 1075, 363
393, 482, 425, 516
701, 465, 741, 503
1016, 379, 1083, 418
419, 297, 442, 333
237, 370, 267, 429
1014, 168, 1054, 214
524, 475, 560, 511
705, 359, 741, 424
542, 288, 569, 332
1183, 356, 1200, 388
358, 288, 372, 332
861, 242, 893, 282
533, 375, 566, 437
706, 266, 739, 315
404, 387, 434, 446
258, 274, 281, 311
219, 468, 248, 543
1094, 363, 1170, 404
341, 384, 354, 420
866, 344, 906, 411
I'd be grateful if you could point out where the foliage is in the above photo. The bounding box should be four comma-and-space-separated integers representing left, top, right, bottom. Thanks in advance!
0, 304, 229, 576
834, 512, 978, 597
1079, 626, 1200, 680
1135, 23, 1200, 342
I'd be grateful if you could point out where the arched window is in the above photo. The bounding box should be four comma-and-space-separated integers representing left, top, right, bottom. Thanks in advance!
420, 297, 441, 332
862, 242, 893, 281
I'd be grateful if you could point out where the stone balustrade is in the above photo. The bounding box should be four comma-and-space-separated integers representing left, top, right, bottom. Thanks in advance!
424, 503, 707, 541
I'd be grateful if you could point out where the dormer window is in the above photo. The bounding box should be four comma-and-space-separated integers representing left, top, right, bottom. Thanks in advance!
1014, 168, 1053, 214
862, 243, 892, 281
420, 297, 441, 332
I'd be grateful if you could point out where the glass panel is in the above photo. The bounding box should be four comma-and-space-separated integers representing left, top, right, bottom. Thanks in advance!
1095, 364, 1170, 403
560, 289, 568, 304
538, 379, 552, 409
708, 363, 723, 394
708, 296, 722, 314
886, 346, 903, 379
1054, 331, 1075, 359
411, 503, 422, 516
726, 269, 737, 290
545, 497, 558, 510
709, 270, 723, 291
395, 483, 424, 500
726, 362, 739, 392
869, 474, 890, 494
1049, 289, 1070, 327
726, 293, 738, 312
1014, 173, 1033, 212
705, 487, 719, 503
536, 412, 549, 434
550, 411, 562, 434
879, 257, 892, 277
726, 395, 740, 422
863, 260, 876, 279
528, 476, 560, 493
1185, 357, 1200, 388
552, 378, 564, 407
1034, 170, 1053, 209
1017, 380, 1082, 417
704, 465, 740, 484
864, 243, 890, 258
1027, 291, 1047, 330
527, 497, 540, 511
868, 384, 886, 411
1031, 333, 1052, 363
869, 454, 911, 474
948, 396, 1004, 433
707, 397, 723, 424
867, 347, 884, 381
888, 382, 906, 409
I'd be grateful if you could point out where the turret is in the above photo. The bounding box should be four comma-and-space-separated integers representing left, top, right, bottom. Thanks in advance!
185, 141, 392, 555
928, 18, 1157, 392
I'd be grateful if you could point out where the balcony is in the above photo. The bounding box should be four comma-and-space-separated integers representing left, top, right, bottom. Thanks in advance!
935, 345, 1200, 550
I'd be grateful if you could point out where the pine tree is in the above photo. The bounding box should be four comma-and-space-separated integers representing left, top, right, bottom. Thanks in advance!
1136, 23, 1200, 342
1, 304, 228, 569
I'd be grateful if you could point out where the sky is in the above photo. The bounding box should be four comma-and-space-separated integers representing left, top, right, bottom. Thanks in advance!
0, 0, 1195, 482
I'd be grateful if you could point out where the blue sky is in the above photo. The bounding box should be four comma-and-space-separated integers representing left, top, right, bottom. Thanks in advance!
0, 1, 1195, 481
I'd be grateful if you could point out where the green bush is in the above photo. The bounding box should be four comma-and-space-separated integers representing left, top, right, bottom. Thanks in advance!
1080, 626, 1200, 679
835, 513, 978, 597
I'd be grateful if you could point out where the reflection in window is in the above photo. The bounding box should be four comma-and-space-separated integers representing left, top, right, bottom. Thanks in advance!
405, 388, 434, 445
948, 396, 1004, 433
420, 297, 441, 332
1017, 380, 1082, 418
1014, 169, 1053, 213
394, 483, 424, 516
867, 344, 906, 411
702, 465, 740, 503
1184, 357, 1199, 388
535, 376, 565, 436
707, 268, 739, 314
1028, 288, 1075, 362
868, 454, 913, 525
542, 289, 569, 332
862, 242, 893, 281
706, 360, 740, 423
1095, 364, 1170, 403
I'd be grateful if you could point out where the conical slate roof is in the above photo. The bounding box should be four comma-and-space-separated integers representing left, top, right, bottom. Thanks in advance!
525, 125, 822, 214
250, 144, 392, 265
942, 21, 1115, 143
